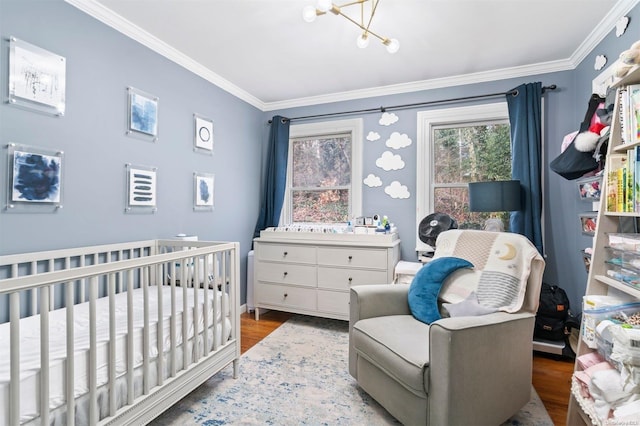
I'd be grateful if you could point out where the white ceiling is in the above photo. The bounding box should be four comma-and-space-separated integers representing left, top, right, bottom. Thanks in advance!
67, 0, 635, 110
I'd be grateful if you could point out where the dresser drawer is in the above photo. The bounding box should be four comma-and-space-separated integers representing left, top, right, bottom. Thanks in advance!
317, 247, 387, 269
255, 262, 317, 287
317, 267, 389, 290
257, 243, 316, 264
317, 289, 349, 317
255, 283, 316, 311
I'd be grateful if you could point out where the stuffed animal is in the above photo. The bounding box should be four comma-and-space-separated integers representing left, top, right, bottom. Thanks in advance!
615, 39, 640, 78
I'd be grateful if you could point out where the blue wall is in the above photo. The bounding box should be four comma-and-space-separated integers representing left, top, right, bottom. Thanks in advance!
0, 0, 265, 305
2, 0, 639, 312
264, 3, 640, 313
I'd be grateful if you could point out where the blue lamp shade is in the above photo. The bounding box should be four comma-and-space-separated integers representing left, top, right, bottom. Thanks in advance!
468, 180, 522, 212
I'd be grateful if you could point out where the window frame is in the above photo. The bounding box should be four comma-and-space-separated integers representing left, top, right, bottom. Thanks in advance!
281, 118, 363, 225
416, 102, 509, 252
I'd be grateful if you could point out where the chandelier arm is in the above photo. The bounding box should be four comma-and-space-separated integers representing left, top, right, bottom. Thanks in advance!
364, 0, 380, 33
335, 9, 387, 42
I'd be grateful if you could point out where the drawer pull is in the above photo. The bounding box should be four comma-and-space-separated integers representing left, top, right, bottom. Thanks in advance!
348, 255, 353, 261
348, 277, 353, 282
283, 271, 288, 277
283, 293, 288, 298
283, 251, 288, 257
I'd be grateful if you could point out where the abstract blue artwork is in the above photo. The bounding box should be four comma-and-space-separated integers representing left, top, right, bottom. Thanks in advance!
130, 92, 158, 136
12, 150, 62, 203
128, 167, 156, 207
194, 173, 214, 210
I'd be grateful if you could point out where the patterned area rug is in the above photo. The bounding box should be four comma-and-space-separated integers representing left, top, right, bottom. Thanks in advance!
151, 315, 553, 425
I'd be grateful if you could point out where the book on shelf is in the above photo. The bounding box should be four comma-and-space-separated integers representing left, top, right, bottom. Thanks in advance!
607, 154, 627, 212
630, 84, 640, 145
618, 84, 640, 145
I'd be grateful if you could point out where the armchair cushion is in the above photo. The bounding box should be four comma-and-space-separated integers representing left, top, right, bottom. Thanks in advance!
407, 257, 473, 324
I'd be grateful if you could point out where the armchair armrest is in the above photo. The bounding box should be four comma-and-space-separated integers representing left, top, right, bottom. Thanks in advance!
349, 284, 411, 323
427, 312, 536, 425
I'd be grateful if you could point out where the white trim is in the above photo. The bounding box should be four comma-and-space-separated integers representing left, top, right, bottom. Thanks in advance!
283, 118, 363, 225
415, 103, 509, 253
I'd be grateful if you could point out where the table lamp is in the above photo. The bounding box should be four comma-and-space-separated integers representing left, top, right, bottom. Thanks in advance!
468, 180, 522, 231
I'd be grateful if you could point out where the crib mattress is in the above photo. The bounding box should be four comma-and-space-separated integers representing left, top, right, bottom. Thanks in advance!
0, 285, 231, 425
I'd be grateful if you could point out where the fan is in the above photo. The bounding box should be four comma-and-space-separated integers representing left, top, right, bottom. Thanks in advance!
418, 212, 458, 250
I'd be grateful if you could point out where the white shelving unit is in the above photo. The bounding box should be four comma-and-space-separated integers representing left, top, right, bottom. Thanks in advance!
566, 66, 640, 425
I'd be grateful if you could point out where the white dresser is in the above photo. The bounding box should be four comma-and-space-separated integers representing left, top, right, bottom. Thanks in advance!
253, 230, 401, 321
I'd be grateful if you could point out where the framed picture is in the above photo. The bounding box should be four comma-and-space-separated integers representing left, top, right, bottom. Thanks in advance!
580, 213, 598, 236
194, 114, 214, 154
125, 163, 157, 213
193, 172, 214, 211
126, 87, 158, 142
577, 175, 602, 201
8, 36, 66, 116
5, 143, 64, 212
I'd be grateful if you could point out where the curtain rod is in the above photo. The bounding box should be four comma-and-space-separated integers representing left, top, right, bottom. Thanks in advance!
269, 84, 557, 124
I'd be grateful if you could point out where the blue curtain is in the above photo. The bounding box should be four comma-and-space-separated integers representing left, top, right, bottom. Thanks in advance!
253, 116, 290, 239
507, 82, 543, 253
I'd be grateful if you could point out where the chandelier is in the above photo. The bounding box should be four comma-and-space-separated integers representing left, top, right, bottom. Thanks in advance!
302, 0, 400, 54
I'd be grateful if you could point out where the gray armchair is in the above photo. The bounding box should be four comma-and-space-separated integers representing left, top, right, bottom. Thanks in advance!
349, 229, 545, 425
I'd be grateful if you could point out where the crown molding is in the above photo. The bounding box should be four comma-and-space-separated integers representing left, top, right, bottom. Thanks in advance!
64, 0, 265, 110
262, 59, 575, 111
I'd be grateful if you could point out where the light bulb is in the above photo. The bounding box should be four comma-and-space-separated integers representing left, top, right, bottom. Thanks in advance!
385, 38, 400, 54
317, 0, 332, 12
356, 33, 369, 49
302, 5, 317, 22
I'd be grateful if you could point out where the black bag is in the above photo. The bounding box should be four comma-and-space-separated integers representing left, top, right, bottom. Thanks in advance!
550, 94, 607, 180
534, 282, 570, 341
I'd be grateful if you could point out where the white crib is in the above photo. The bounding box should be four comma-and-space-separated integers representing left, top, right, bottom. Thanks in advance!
0, 239, 241, 426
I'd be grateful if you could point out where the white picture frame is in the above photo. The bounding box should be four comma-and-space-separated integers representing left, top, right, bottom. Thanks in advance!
194, 114, 214, 153
8, 36, 66, 116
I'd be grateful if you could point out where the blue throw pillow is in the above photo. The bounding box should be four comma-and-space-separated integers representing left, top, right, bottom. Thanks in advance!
408, 257, 474, 324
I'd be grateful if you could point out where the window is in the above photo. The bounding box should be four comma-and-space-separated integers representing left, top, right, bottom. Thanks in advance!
416, 103, 511, 251
282, 119, 362, 225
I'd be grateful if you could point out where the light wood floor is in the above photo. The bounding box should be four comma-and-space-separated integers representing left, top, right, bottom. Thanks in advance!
241, 311, 574, 426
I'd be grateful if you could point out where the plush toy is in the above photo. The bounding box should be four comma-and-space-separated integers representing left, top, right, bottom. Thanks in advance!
574, 122, 607, 152
615, 39, 640, 78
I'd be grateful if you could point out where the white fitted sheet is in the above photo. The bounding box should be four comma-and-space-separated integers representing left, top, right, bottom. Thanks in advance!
0, 285, 231, 425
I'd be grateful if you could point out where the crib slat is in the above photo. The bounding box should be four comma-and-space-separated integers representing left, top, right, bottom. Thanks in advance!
169, 261, 177, 378
65, 281, 75, 426
31, 260, 37, 315
222, 251, 229, 342
40, 285, 50, 426
9, 290, 20, 426
142, 266, 150, 395
193, 254, 200, 363
48, 258, 54, 311
156, 262, 164, 387
181, 258, 189, 368
108, 273, 117, 416
126, 269, 134, 405
89, 275, 98, 425
202, 254, 209, 357
212, 254, 219, 352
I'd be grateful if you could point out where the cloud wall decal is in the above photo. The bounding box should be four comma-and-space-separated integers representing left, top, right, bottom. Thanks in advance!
385, 181, 410, 199
376, 151, 405, 171
386, 131, 412, 149
379, 112, 399, 126
363, 174, 383, 187
366, 131, 381, 141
